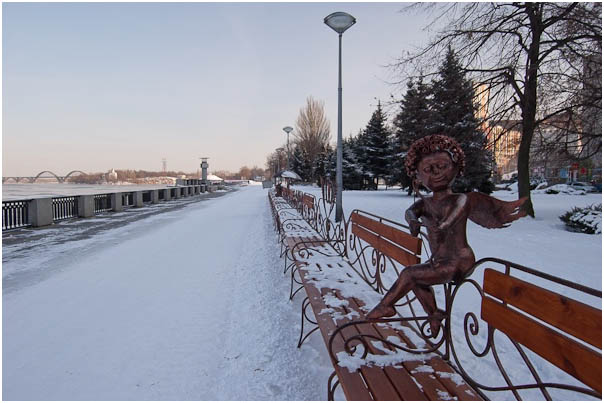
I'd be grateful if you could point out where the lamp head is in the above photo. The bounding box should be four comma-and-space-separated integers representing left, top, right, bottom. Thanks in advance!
283, 126, 293, 134
324, 12, 356, 34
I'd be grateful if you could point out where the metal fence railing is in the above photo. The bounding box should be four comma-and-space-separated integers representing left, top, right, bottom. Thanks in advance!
52, 196, 78, 221
3, 186, 207, 231
2, 200, 31, 230
94, 194, 112, 213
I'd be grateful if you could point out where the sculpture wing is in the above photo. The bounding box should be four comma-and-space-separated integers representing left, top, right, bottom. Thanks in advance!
467, 192, 528, 229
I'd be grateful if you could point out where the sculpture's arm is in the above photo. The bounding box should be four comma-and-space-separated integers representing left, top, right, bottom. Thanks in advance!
405, 200, 423, 237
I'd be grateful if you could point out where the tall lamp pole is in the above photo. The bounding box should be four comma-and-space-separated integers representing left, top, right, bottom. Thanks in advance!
276, 147, 284, 174
324, 11, 356, 222
283, 126, 293, 170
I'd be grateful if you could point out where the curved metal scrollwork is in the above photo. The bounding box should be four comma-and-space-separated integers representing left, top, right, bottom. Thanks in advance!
444, 258, 602, 400
271, 187, 601, 401
327, 257, 601, 401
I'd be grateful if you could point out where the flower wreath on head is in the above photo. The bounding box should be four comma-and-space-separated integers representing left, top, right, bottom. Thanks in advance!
405, 134, 466, 179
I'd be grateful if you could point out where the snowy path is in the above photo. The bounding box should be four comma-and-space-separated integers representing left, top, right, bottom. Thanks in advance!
3, 186, 333, 400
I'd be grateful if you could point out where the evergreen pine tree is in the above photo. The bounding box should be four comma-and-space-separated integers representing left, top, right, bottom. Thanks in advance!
392, 77, 433, 193
313, 144, 333, 183
359, 101, 392, 190
323, 137, 362, 189
384, 134, 402, 189
290, 146, 314, 182
342, 135, 364, 189
430, 48, 493, 193
290, 146, 305, 180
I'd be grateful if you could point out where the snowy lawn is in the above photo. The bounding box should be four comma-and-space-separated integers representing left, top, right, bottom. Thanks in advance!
3, 185, 333, 400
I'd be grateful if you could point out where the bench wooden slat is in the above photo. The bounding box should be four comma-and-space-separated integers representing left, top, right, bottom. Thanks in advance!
483, 269, 602, 349
481, 296, 602, 393
350, 315, 442, 400
332, 291, 430, 400
352, 223, 420, 267
348, 326, 422, 400
332, 286, 478, 400
300, 266, 403, 400
367, 315, 481, 400
318, 281, 409, 400
299, 261, 407, 400
294, 238, 477, 400
342, 293, 480, 400
425, 356, 482, 400
303, 194, 315, 208
298, 264, 374, 400
351, 211, 422, 255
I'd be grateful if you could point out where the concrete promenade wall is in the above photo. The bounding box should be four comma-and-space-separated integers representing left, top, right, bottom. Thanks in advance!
3, 184, 215, 229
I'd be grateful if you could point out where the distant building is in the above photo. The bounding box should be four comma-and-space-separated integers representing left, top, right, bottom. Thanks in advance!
206, 174, 223, 184
474, 53, 602, 184
485, 120, 522, 180
107, 168, 118, 182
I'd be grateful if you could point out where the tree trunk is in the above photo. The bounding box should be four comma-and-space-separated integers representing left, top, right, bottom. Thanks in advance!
517, 3, 543, 218
517, 130, 534, 217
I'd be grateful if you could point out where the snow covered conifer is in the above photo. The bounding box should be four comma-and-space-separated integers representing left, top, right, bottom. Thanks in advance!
430, 48, 493, 193
359, 101, 392, 190
392, 77, 433, 192
342, 135, 364, 189
291, 146, 313, 182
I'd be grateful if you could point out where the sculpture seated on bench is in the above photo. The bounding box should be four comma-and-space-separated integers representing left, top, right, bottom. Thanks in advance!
367, 134, 527, 336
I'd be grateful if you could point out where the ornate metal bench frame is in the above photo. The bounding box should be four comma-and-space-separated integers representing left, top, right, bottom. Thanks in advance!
327, 257, 602, 400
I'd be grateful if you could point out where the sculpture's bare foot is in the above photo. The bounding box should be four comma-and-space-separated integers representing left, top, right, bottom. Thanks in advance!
366, 304, 397, 319
428, 309, 446, 338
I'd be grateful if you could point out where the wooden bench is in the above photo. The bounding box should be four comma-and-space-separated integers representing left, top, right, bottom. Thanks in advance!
287, 208, 482, 400
268, 190, 328, 298
476, 264, 601, 399
326, 256, 602, 400
270, 190, 602, 400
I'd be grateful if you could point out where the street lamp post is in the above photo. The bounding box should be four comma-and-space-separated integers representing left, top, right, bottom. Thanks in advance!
283, 126, 293, 170
276, 147, 284, 173
324, 11, 356, 222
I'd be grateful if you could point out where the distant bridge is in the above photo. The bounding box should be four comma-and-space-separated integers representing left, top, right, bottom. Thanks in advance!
3, 170, 87, 184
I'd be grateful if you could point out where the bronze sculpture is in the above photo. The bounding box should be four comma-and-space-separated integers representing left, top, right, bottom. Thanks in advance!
367, 135, 527, 335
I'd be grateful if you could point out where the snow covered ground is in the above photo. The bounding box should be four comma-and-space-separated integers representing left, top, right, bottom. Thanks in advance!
3, 185, 333, 400
3, 184, 601, 400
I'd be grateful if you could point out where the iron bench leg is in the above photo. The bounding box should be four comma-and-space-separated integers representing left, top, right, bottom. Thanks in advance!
327, 371, 340, 401
297, 296, 319, 348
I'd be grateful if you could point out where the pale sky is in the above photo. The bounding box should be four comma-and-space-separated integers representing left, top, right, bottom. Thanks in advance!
2, 2, 434, 176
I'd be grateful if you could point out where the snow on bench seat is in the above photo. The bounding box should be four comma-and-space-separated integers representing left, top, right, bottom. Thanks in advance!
274, 204, 480, 400
295, 250, 481, 400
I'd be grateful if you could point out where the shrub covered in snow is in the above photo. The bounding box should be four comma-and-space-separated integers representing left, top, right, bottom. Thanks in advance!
559, 204, 602, 234
535, 184, 587, 195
